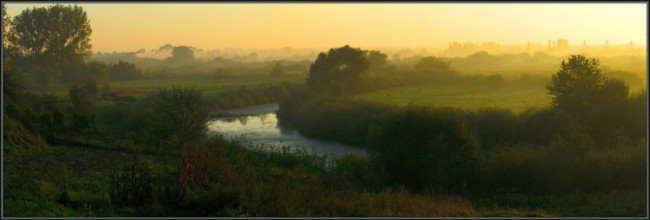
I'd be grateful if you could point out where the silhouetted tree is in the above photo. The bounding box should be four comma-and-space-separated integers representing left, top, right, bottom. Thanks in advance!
9, 4, 92, 89
2, 6, 24, 105
414, 56, 453, 76
547, 55, 638, 146
306, 45, 370, 93
589, 78, 632, 145
148, 86, 208, 149
109, 60, 143, 81
3, 4, 16, 54
366, 50, 388, 72
168, 46, 195, 63
546, 55, 606, 119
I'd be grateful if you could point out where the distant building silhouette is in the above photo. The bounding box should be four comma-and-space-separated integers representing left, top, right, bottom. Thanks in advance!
556, 39, 568, 50
443, 38, 642, 57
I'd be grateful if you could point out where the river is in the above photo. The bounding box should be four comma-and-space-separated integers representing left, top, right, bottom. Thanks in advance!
206, 103, 367, 156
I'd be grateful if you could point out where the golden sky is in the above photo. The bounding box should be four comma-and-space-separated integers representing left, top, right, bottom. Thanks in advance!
5, 3, 648, 52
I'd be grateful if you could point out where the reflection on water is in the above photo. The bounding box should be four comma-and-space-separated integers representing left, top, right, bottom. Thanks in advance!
206, 104, 367, 156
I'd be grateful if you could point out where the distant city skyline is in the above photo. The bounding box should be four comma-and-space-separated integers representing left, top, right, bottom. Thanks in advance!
6, 3, 644, 52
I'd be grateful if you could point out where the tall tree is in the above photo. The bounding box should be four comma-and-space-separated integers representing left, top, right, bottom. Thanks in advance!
168, 46, 195, 63
109, 60, 143, 81
149, 86, 208, 149
3, 4, 25, 104
366, 50, 388, 71
3, 4, 11, 47
9, 4, 92, 89
306, 45, 370, 92
546, 55, 606, 118
414, 56, 451, 74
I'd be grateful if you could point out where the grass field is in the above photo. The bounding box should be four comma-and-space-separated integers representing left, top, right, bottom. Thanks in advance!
39, 74, 307, 99
355, 83, 552, 113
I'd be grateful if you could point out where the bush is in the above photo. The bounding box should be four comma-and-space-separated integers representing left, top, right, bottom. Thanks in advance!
519, 107, 572, 145
369, 105, 480, 192
178, 143, 213, 199
478, 131, 646, 194
332, 154, 382, 190
109, 156, 154, 207
148, 86, 208, 149
468, 108, 519, 147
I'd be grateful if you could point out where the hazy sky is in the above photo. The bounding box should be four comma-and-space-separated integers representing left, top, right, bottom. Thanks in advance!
4, 3, 648, 52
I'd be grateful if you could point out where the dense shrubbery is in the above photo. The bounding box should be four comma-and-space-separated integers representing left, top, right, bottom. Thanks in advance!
276, 85, 646, 194
478, 136, 646, 194
370, 105, 480, 192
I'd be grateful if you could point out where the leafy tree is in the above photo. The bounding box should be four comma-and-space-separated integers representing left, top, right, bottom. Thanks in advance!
149, 86, 208, 149
547, 55, 637, 146
9, 4, 92, 89
306, 45, 370, 92
168, 46, 195, 63
109, 60, 143, 81
10, 4, 91, 57
3, 5, 24, 102
546, 55, 606, 118
366, 50, 388, 71
3, 4, 15, 53
414, 56, 454, 77
589, 78, 631, 145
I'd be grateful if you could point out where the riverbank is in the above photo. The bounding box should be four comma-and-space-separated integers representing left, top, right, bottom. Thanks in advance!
210, 103, 279, 117
207, 103, 367, 156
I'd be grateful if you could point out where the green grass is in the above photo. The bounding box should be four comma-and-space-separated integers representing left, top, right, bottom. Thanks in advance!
355, 83, 551, 113
36, 75, 306, 99
110, 75, 305, 98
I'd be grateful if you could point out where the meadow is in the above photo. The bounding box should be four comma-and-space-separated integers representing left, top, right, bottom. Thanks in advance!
40, 74, 306, 99
355, 82, 551, 113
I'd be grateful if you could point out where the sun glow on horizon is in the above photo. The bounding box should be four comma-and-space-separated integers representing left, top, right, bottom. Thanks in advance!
4, 3, 647, 52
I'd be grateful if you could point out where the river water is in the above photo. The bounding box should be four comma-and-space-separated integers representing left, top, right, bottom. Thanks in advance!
206, 103, 367, 156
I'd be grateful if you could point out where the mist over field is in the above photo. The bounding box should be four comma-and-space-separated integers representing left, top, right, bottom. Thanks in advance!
2, 3, 647, 218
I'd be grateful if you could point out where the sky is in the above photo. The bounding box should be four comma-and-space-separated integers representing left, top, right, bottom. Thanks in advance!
4, 3, 648, 53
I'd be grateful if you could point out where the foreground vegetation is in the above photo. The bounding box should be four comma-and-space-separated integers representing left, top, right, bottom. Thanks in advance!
4, 130, 645, 217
